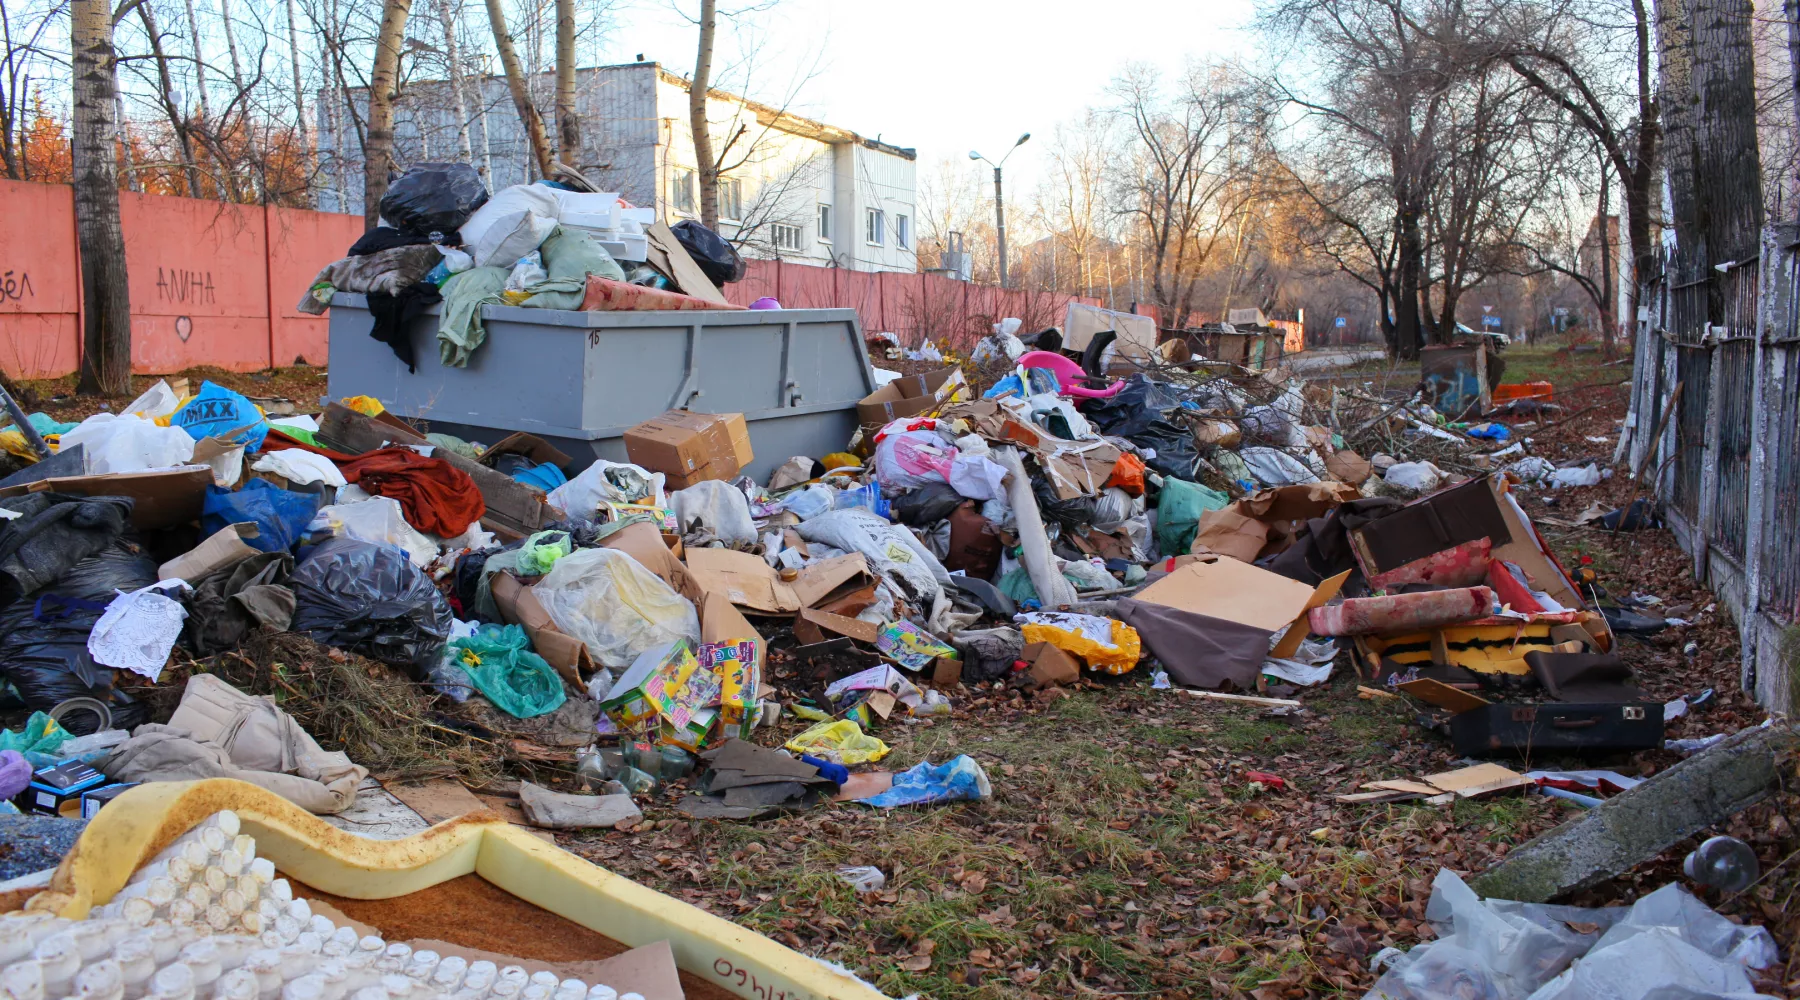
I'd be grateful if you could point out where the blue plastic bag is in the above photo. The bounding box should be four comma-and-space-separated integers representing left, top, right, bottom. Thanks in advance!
1467, 422, 1511, 442
171, 381, 269, 451
858, 755, 992, 808
201, 480, 320, 553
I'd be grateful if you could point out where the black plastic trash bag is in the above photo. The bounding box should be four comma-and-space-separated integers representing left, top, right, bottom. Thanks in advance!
1079, 374, 1200, 478
0, 541, 158, 729
291, 537, 453, 676
889, 482, 964, 526
378, 163, 490, 239
671, 220, 747, 285
1031, 478, 1099, 531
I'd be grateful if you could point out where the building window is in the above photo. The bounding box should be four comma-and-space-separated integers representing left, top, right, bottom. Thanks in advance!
817, 203, 833, 242
895, 214, 910, 249
671, 168, 696, 215
866, 208, 884, 246
719, 177, 743, 221
772, 223, 804, 251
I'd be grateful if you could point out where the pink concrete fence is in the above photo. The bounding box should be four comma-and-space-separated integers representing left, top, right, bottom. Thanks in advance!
0, 180, 1098, 379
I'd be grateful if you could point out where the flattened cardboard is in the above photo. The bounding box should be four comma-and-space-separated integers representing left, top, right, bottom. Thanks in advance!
383, 778, 488, 825
158, 522, 262, 581
1133, 555, 1347, 659
794, 607, 880, 645
0, 466, 213, 529
685, 548, 873, 615
1397, 677, 1492, 714
644, 219, 729, 305
491, 572, 592, 684
1193, 507, 1268, 563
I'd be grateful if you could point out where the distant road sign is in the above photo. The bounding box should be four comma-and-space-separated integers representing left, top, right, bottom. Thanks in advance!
1334, 316, 1346, 328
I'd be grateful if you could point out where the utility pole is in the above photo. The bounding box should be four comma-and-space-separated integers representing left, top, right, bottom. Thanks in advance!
970, 132, 1029, 287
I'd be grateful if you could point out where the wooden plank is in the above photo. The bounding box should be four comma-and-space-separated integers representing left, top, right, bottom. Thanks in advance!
1397, 678, 1491, 714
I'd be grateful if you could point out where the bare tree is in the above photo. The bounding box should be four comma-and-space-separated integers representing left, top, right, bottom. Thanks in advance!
71, 0, 131, 395
689, 0, 717, 227
1110, 61, 1268, 330
553, 0, 575, 165
361, 0, 410, 225
483, 0, 549, 178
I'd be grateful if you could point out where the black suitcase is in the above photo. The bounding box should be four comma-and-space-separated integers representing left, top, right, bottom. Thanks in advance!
1449, 701, 1664, 756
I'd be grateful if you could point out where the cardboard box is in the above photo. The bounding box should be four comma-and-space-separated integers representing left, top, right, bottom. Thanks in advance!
480, 432, 573, 474
855, 367, 968, 428
622, 410, 752, 488
159, 522, 262, 582
602, 638, 699, 729
684, 548, 873, 615
1133, 556, 1348, 660
0, 467, 212, 530
23, 759, 108, 816
702, 637, 762, 740
80, 782, 139, 819
1021, 641, 1081, 687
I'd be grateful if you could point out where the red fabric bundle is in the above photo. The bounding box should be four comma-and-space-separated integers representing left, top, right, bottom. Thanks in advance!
338, 446, 485, 537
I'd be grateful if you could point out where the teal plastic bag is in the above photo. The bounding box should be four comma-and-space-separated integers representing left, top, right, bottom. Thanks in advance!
1155, 478, 1230, 557
447, 624, 567, 718
0, 711, 72, 759
171, 380, 269, 450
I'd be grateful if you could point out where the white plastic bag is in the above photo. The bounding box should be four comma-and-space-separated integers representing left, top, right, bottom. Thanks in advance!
873, 426, 955, 492
669, 479, 756, 546
308, 496, 440, 568
1506, 456, 1556, 483
122, 379, 182, 420
458, 184, 560, 268
1548, 463, 1602, 488
546, 459, 665, 517
948, 451, 1009, 501
503, 250, 546, 293
532, 547, 699, 669
1384, 460, 1448, 492
57, 413, 197, 475
1239, 446, 1319, 486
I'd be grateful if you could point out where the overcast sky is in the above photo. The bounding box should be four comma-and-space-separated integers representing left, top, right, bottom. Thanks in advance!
596, 0, 1259, 197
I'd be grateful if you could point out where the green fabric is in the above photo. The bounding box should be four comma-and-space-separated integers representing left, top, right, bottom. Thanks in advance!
269, 425, 321, 447
0, 712, 70, 757
446, 624, 567, 719
28, 413, 76, 436
437, 265, 509, 368
1155, 478, 1230, 557
520, 226, 626, 310
426, 432, 484, 460
997, 566, 1092, 604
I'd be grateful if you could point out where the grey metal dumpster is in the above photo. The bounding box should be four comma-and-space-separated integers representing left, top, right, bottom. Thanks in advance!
325, 294, 876, 482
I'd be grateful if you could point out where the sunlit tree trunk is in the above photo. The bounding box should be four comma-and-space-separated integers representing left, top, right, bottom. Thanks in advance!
484, 0, 553, 179
71, 0, 131, 396
363, 0, 412, 227
691, 0, 717, 227
554, 0, 578, 167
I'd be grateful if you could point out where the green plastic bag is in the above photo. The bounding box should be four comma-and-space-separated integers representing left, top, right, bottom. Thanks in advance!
0, 712, 71, 758
1155, 478, 1230, 557
447, 624, 567, 718
518, 530, 573, 576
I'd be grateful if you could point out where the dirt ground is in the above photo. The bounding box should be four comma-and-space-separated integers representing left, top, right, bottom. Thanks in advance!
12, 346, 1797, 999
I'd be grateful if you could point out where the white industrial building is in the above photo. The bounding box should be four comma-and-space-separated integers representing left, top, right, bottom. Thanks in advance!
318, 62, 918, 274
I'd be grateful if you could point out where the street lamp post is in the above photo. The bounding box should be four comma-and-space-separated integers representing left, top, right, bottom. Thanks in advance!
970, 132, 1030, 287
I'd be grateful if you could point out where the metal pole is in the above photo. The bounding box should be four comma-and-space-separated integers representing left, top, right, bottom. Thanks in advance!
994, 165, 1007, 288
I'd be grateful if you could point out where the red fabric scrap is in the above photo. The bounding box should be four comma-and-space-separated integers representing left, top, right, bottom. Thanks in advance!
338, 446, 485, 537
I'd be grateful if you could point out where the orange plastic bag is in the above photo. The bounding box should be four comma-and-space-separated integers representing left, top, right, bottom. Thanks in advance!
1105, 453, 1147, 497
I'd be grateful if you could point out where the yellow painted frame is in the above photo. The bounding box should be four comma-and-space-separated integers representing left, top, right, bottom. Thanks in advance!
26, 779, 886, 1000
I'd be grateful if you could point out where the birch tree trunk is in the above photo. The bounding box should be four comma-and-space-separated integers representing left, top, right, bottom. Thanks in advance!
554, 0, 578, 166
71, 0, 132, 396
363, 0, 412, 227
182, 0, 211, 123
434, 0, 476, 167
139, 2, 204, 197
691, 0, 718, 228
484, 0, 553, 179
286, 0, 308, 168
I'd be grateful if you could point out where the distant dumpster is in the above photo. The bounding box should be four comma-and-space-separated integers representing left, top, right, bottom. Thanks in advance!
325, 295, 876, 482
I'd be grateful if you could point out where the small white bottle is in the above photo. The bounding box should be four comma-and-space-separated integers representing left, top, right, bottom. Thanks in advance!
401, 953, 437, 983
375, 946, 409, 976
427, 959, 464, 994
178, 940, 223, 994
304, 920, 333, 943
345, 939, 383, 974
279, 978, 324, 1000
164, 901, 199, 929
292, 934, 323, 958
261, 883, 292, 909
582, 987, 614, 1000
377, 976, 411, 1000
